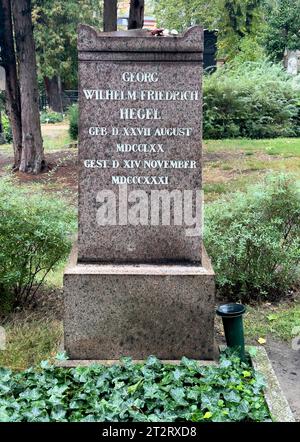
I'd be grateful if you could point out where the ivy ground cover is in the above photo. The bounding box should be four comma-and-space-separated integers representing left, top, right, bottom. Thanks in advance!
0, 352, 270, 422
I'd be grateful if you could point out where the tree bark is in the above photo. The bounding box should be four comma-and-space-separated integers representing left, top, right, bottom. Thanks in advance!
44, 75, 63, 113
103, 0, 117, 32
11, 0, 45, 174
225, 1, 245, 38
0, 0, 22, 169
128, 0, 144, 30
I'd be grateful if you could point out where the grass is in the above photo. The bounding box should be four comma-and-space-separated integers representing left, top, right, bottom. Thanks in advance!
205, 138, 300, 156
41, 123, 72, 151
45, 260, 67, 288
0, 123, 71, 156
203, 137, 300, 201
203, 173, 262, 202
244, 302, 300, 342
0, 313, 62, 370
0, 143, 12, 154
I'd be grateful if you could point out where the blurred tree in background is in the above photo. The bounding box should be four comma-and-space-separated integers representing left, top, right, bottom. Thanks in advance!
217, 0, 266, 60
155, 0, 267, 61
264, 0, 300, 61
154, 0, 218, 31
32, 0, 103, 111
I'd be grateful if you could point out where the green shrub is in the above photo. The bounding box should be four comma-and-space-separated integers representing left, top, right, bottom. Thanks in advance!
0, 352, 270, 422
231, 37, 266, 65
203, 60, 300, 139
205, 174, 300, 302
0, 179, 76, 312
40, 110, 63, 124
68, 104, 78, 140
1, 114, 13, 143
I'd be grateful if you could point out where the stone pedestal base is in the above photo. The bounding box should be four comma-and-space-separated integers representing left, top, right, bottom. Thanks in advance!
63, 245, 216, 360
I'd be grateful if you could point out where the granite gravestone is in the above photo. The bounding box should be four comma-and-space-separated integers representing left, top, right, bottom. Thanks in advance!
78, 27, 203, 263
63, 25, 216, 360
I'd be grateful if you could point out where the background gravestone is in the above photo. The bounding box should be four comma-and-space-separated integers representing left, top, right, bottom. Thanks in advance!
204, 30, 218, 73
286, 50, 300, 76
63, 26, 216, 361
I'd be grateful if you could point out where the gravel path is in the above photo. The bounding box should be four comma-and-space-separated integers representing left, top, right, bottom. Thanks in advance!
267, 339, 300, 421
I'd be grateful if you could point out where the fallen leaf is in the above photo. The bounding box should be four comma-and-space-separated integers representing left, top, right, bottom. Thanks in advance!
257, 337, 266, 345
203, 411, 213, 419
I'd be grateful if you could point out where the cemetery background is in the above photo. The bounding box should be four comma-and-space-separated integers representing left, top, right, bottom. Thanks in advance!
0, 0, 300, 422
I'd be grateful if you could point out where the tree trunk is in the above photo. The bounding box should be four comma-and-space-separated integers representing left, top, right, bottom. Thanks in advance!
128, 0, 144, 30
103, 0, 117, 32
11, 0, 45, 174
0, 0, 22, 169
44, 75, 63, 113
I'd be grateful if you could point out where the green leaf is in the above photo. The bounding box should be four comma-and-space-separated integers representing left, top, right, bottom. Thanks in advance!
190, 409, 203, 422
0, 407, 10, 422
143, 383, 160, 399
51, 406, 67, 421
170, 387, 187, 405
248, 346, 258, 358
223, 390, 241, 403
172, 368, 184, 381
220, 359, 232, 368
0, 384, 11, 396
203, 411, 213, 419
55, 352, 69, 361
145, 356, 161, 369
128, 379, 143, 394
19, 388, 42, 402
40, 360, 51, 369
0, 368, 11, 382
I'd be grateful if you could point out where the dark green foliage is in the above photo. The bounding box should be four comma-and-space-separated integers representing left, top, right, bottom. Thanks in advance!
0, 180, 76, 311
205, 174, 300, 302
155, 0, 266, 60
218, 0, 265, 60
264, 0, 300, 61
32, 1, 103, 89
203, 61, 300, 139
0, 352, 270, 422
40, 110, 63, 124
68, 104, 78, 140
155, 0, 217, 32
1, 114, 13, 143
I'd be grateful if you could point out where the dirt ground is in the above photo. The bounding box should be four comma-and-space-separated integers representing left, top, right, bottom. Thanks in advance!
266, 339, 300, 421
0, 148, 78, 201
